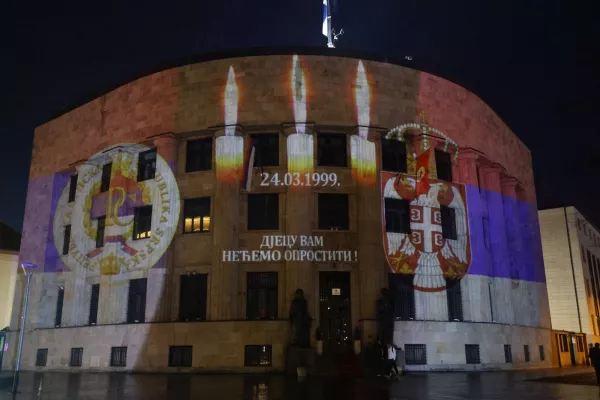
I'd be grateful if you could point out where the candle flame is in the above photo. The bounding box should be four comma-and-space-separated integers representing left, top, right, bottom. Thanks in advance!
291, 55, 307, 134
355, 61, 370, 139
224, 66, 238, 136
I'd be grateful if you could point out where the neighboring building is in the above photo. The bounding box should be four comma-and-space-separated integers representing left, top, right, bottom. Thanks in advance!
0, 222, 20, 329
539, 206, 600, 366
4, 50, 551, 373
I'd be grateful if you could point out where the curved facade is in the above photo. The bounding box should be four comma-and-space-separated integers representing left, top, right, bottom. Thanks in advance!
5, 54, 551, 372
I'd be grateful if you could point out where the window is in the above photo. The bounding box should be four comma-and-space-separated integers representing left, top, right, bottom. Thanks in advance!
465, 344, 480, 364
317, 133, 347, 167
186, 138, 212, 172
247, 194, 279, 230
68, 175, 78, 203
318, 193, 349, 230
36, 349, 48, 367
405, 344, 427, 365
55, 287, 64, 327
381, 139, 407, 173
482, 216, 491, 249
246, 272, 278, 320
389, 274, 415, 320
133, 206, 152, 240
110, 347, 127, 367
168, 346, 193, 367
251, 134, 279, 167
435, 150, 452, 181
96, 217, 106, 248
70, 348, 83, 367
63, 225, 71, 255
88, 284, 99, 325
183, 198, 211, 233
179, 274, 208, 321
524, 345, 530, 362
137, 149, 156, 182
446, 279, 463, 321
576, 336, 584, 352
539, 345, 545, 361
441, 206, 457, 240
504, 345, 512, 363
127, 278, 147, 323
100, 163, 112, 193
244, 345, 272, 366
560, 334, 569, 352
385, 198, 411, 234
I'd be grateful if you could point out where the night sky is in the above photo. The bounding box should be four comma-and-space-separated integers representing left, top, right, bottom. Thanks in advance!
1, 0, 598, 232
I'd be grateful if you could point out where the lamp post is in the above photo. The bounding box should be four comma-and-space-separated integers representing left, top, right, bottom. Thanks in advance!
11, 263, 36, 394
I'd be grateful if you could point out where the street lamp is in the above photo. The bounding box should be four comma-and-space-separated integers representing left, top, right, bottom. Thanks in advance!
10, 262, 36, 394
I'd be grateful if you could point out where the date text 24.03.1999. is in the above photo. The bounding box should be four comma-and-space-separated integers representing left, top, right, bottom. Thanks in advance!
259, 172, 340, 187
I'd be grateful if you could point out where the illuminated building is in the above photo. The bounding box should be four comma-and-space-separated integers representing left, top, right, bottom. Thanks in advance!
4, 51, 551, 372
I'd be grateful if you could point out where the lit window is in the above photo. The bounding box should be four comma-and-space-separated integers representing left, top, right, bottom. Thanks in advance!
133, 206, 152, 240
183, 198, 211, 233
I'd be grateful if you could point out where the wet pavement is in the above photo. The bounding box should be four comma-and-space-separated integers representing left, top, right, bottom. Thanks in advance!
1, 368, 599, 399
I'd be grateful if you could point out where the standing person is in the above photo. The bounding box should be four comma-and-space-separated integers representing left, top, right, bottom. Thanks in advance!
589, 343, 600, 385
387, 344, 399, 380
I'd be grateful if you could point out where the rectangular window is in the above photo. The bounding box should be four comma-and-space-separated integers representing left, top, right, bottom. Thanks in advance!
465, 344, 480, 364
179, 274, 208, 321
381, 139, 407, 173
133, 206, 152, 240
63, 225, 71, 255
504, 344, 512, 363
127, 278, 147, 323
318, 193, 350, 230
244, 345, 272, 366
576, 336, 584, 352
446, 279, 463, 321
70, 348, 83, 367
385, 198, 411, 234
88, 284, 100, 325
560, 334, 569, 352
68, 175, 78, 203
168, 346, 193, 367
539, 345, 545, 361
435, 150, 452, 181
247, 194, 279, 230
55, 287, 64, 327
183, 198, 211, 233
96, 217, 106, 248
186, 138, 213, 172
441, 206, 457, 240
317, 133, 347, 167
137, 149, 157, 182
246, 272, 278, 320
524, 345, 530, 362
389, 274, 415, 321
404, 344, 427, 365
251, 134, 279, 167
100, 163, 112, 193
36, 349, 48, 367
110, 347, 127, 367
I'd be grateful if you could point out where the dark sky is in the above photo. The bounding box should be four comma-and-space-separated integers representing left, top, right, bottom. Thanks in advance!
1, 0, 598, 232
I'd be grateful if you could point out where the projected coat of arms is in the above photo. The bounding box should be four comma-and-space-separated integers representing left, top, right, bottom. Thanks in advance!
52, 143, 180, 283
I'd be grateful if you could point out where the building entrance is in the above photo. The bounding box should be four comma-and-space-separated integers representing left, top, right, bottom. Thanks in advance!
319, 272, 351, 354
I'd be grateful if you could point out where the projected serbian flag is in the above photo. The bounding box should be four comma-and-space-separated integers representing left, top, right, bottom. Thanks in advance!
350, 61, 376, 185
216, 65, 244, 182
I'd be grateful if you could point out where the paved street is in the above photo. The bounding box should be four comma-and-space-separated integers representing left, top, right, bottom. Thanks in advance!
1, 368, 599, 400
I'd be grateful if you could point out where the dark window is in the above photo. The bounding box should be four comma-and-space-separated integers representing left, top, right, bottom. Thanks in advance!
381, 139, 407, 173
504, 345, 512, 363
70, 348, 83, 367
247, 194, 279, 230
127, 278, 147, 323
385, 198, 411, 234
524, 345, 530, 362
186, 138, 213, 172
317, 133, 347, 167
251, 134, 279, 167
441, 206, 457, 240
36, 349, 48, 367
435, 150, 452, 181
137, 149, 157, 182
168, 346, 193, 367
68, 175, 78, 203
55, 287, 64, 327
110, 347, 127, 367
465, 344, 480, 364
183, 198, 211, 233
389, 274, 415, 320
244, 345, 272, 366
560, 334, 569, 352
446, 279, 463, 321
96, 217, 106, 248
100, 163, 112, 192
63, 225, 71, 255
539, 345, 545, 361
576, 336, 584, 352
88, 284, 100, 325
318, 193, 349, 230
246, 272, 278, 320
179, 274, 208, 321
133, 206, 152, 240
405, 344, 427, 365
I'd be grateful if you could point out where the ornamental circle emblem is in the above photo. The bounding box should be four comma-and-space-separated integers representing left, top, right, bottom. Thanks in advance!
52, 143, 180, 283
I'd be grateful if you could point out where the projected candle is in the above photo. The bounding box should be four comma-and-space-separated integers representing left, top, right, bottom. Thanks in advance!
216, 66, 244, 182
351, 61, 376, 185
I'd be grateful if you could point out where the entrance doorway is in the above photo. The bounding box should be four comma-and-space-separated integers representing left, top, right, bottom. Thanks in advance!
319, 272, 351, 354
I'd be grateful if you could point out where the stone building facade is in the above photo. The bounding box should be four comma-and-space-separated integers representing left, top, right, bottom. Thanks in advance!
4, 52, 551, 373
